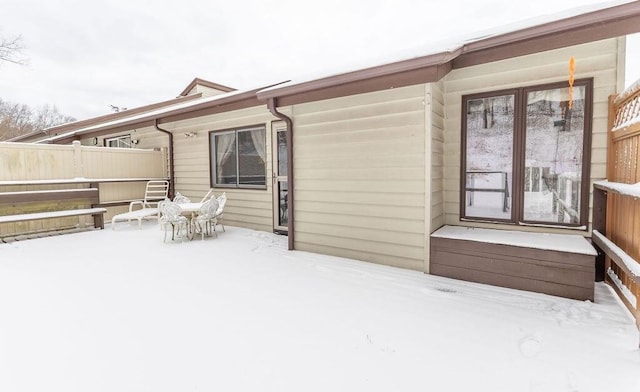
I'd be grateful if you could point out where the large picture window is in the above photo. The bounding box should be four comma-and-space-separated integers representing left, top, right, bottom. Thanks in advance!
210, 125, 266, 188
461, 79, 592, 227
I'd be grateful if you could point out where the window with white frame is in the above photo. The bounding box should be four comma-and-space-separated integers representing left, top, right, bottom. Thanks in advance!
461, 79, 592, 228
210, 125, 266, 188
105, 135, 132, 148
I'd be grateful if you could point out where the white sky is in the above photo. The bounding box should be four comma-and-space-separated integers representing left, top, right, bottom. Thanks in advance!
0, 0, 639, 120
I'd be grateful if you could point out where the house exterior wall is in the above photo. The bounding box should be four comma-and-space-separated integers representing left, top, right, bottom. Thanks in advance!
291, 85, 428, 271
442, 37, 623, 235
164, 106, 277, 233
430, 79, 446, 233
75, 107, 277, 232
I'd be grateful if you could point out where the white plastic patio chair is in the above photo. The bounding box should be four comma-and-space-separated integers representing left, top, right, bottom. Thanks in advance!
193, 198, 220, 240
214, 192, 227, 232
200, 188, 215, 203
159, 199, 188, 242
173, 192, 191, 204
111, 180, 170, 229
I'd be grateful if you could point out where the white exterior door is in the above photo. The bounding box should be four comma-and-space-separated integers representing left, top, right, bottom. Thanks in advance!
272, 123, 288, 232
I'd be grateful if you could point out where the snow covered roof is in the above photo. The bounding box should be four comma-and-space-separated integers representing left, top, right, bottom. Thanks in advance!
42, 83, 285, 144
258, 0, 640, 104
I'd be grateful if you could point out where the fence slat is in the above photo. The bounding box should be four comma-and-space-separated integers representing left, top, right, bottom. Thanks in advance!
603, 80, 640, 333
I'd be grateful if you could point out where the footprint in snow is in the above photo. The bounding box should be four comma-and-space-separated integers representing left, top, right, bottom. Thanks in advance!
519, 334, 543, 358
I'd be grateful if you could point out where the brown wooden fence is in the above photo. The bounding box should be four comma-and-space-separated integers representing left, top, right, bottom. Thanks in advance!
593, 82, 640, 332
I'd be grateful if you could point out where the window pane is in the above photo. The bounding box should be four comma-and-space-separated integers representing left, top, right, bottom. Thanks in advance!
214, 133, 237, 185
277, 131, 287, 177
278, 180, 288, 227
237, 128, 266, 186
523, 85, 585, 224
107, 136, 131, 148
464, 95, 514, 220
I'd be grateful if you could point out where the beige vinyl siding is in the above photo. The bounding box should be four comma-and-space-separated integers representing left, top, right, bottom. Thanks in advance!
443, 38, 622, 235
430, 79, 445, 232
292, 85, 427, 271
76, 106, 277, 232
165, 106, 277, 233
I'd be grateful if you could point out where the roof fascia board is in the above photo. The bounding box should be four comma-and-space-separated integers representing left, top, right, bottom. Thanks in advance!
158, 96, 264, 125
455, 2, 640, 68
46, 87, 273, 144
20, 93, 204, 142
50, 120, 157, 145
257, 49, 461, 102
274, 63, 452, 107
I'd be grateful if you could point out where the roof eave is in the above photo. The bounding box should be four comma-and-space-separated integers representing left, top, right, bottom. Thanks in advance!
454, 1, 640, 68
47, 85, 282, 145
257, 49, 462, 103
10, 93, 206, 144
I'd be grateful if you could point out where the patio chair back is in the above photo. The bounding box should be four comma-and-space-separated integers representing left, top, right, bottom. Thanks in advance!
200, 188, 215, 203
214, 192, 227, 232
159, 198, 188, 242
194, 198, 220, 239
143, 180, 170, 208
173, 192, 191, 204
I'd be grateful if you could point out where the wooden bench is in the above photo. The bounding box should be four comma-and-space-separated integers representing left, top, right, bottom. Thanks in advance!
430, 225, 597, 301
0, 187, 107, 237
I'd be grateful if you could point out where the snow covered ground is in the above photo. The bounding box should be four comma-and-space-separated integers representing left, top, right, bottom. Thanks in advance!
1, 224, 638, 392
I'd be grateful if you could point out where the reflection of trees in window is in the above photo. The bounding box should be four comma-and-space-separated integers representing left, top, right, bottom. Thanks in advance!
462, 79, 592, 227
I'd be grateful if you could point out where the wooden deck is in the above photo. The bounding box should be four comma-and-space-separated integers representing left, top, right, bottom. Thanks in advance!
430, 226, 597, 300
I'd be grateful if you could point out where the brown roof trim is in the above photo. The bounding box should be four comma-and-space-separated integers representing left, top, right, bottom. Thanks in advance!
179, 78, 236, 96
258, 1, 640, 105
257, 50, 461, 104
9, 93, 204, 142
49, 87, 273, 145
454, 1, 640, 68
274, 63, 452, 107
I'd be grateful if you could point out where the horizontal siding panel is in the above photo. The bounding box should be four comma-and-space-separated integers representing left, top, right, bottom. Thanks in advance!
295, 153, 424, 170
296, 122, 423, 142
293, 85, 426, 114
295, 230, 424, 261
168, 107, 273, 131
295, 138, 425, 157
296, 200, 423, 220
295, 179, 425, 194
296, 211, 424, 235
294, 97, 425, 126
296, 113, 425, 138
299, 166, 424, 181
296, 242, 424, 271
295, 190, 425, 207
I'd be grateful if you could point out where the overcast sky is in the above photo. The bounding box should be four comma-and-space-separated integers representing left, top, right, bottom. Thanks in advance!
1, 0, 638, 120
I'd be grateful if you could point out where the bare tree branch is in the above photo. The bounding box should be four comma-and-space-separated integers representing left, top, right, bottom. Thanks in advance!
0, 34, 27, 65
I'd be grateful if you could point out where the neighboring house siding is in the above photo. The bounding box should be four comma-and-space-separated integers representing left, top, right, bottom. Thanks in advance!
443, 38, 622, 235
165, 107, 276, 233
292, 85, 427, 271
